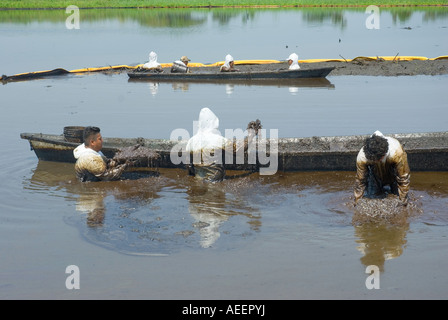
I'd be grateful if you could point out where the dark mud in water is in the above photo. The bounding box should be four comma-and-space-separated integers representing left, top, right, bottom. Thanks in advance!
351, 194, 424, 226
311, 59, 448, 77
95, 59, 448, 81
113, 144, 161, 168
33, 163, 443, 257
196, 59, 448, 77
3, 157, 446, 299
3, 59, 447, 83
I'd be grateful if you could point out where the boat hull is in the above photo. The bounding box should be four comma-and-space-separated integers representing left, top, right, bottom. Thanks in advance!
20, 132, 448, 172
127, 67, 335, 81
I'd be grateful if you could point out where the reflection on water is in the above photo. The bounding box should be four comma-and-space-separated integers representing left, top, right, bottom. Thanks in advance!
3, 5, 448, 298
76, 192, 106, 227
24, 161, 263, 255
354, 222, 409, 272
134, 78, 335, 96
226, 84, 234, 95
301, 9, 347, 30
388, 7, 448, 24
0, 8, 208, 28
350, 194, 424, 271
22, 161, 448, 267
148, 82, 158, 96
391, 10, 414, 25
172, 82, 190, 92
2, 7, 447, 76
211, 9, 256, 26
187, 180, 261, 248
1, 7, 447, 27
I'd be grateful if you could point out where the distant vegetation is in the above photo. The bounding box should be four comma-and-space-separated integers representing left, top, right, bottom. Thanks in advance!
1, 0, 446, 9
2, 6, 445, 27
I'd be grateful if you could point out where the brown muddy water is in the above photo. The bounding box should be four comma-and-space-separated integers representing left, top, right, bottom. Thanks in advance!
1, 73, 448, 300
1, 8, 448, 300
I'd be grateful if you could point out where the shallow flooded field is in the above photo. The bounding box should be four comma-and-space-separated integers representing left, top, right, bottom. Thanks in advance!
1, 7, 447, 300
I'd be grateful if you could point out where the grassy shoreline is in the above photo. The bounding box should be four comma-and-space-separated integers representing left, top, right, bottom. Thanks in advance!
1, 1, 447, 10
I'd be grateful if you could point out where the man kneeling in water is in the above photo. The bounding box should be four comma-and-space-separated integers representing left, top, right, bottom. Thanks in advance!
74, 126, 129, 182
354, 131, 411, 206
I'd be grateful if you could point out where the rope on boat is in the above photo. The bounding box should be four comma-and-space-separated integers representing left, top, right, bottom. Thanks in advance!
1, 55, 447, 82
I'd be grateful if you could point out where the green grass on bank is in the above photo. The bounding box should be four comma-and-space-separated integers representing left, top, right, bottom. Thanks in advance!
1, 0, 447, 9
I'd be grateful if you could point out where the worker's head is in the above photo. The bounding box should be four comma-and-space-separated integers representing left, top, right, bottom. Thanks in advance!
181, 56, 191, 65
83, 126, 103, 152
149, 51, 158, 62
287, 53, 298, 66
364, 134, 389, 161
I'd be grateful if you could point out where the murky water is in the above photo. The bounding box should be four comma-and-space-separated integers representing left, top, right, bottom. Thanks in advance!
1, 8, 448, 299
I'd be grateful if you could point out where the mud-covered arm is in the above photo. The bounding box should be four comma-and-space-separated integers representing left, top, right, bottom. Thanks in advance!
97, 163, 128, 181
87, 156, 128, 181
230, 135, 258, 156
394, 150, 411, 203
232, 120, 261, 153
354, 158, 368, 203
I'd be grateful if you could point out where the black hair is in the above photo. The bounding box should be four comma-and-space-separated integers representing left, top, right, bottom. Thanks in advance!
83, 126, 100, 145
364, 134, 389, 161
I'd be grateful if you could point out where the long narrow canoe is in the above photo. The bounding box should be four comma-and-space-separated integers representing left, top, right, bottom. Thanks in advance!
20, 131, 448, 172
127, 67, 335, 81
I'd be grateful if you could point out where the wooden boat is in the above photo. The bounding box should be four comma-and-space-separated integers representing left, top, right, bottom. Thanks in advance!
127, 67, 335, 81
20, 130, 448, 172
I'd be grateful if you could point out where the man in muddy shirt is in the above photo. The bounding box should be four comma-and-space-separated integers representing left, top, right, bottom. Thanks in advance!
73, 126, 128, 182
354, 131, 410, 205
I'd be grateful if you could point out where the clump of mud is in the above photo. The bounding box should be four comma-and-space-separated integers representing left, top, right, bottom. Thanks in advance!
351, 193, 423, 225
113, 145, 161, 167
247, 119, 262, 135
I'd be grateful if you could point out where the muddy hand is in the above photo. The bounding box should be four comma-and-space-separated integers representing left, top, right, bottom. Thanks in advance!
108, 159, 118, 168
247, 119, 262, 139
125, 159, 136, 167
398, 197, 408, 207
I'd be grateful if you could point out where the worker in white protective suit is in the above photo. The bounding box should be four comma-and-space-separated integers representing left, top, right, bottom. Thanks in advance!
220, 54, 239, 72
287, 53, 300, 70
73, 126, 128, 182
142, 51, 163, 72
186, 108, 229, 182
185, 108, 261, 182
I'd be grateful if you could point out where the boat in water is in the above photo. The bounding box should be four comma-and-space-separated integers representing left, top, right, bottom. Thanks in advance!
127, 67, 335, 82
20, 128, 448, 172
